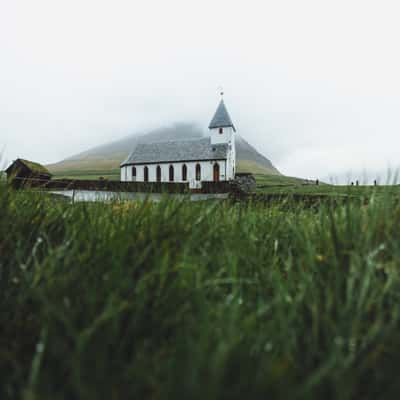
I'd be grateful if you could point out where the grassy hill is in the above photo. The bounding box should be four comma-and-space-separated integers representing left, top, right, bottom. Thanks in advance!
47, 123, 281, 178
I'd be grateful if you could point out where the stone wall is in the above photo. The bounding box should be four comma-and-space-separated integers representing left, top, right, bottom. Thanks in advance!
234, 173, 257, 192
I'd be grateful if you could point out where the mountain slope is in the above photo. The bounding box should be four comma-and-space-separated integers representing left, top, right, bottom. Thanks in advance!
47, 123, 280, 176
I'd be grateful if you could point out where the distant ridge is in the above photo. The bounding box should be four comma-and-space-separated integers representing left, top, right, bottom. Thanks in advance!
47, 123, 281, 176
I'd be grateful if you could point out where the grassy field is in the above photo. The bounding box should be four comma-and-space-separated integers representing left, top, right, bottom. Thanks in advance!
46, 158, 126, 174
253, 175, 400, 198
2, 184, 400, 399
50, 169, 120, 181
50, 160, 281, 181
253, 173, 315, 187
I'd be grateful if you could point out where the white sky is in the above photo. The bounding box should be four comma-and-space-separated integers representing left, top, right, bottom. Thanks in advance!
1, 0, 400, 182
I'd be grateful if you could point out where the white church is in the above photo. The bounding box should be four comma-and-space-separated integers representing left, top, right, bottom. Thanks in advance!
120, 98, 236, 188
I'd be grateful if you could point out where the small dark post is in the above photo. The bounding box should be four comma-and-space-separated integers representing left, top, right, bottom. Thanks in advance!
374, 179, 377, 186
356, 180, 359, 186
316, 179, 319, 186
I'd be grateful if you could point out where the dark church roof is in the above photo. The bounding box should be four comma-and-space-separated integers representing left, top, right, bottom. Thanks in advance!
208, 99, 236, 132
121, 137, 228, 166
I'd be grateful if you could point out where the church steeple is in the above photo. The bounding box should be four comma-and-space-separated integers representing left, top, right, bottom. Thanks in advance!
209, 95, 236, 153
208, 94, 236, 179
208, 98, 236, 132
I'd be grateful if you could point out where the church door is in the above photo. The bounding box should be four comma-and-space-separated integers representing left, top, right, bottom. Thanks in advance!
213, 163, 220, 182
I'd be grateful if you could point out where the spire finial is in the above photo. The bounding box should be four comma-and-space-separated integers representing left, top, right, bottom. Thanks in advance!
218, 86, 224, 98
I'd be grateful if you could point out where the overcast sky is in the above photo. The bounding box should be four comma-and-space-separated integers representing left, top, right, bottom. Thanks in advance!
2, 0, 400, 182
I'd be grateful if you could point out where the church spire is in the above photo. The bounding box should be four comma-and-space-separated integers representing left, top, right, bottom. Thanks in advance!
208, 98, 236, 132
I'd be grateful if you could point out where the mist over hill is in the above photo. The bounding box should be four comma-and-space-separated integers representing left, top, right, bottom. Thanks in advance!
47, 123, 280, 176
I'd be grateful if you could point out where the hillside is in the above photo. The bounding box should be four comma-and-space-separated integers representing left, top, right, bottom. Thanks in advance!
47, 123, 281, 177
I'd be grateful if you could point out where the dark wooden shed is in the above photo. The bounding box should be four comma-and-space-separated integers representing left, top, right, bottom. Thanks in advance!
5, 159, 52, 188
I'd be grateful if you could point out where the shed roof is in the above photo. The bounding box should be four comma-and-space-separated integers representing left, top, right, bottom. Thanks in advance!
208, 99, 236, 132
5, 159, 52, 175
121, 137, 228, 166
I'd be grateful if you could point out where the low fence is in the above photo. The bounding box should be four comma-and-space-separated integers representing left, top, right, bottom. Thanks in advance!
9, 177, 242, 194
200, 181, 235, 193
10, 177, 189, 193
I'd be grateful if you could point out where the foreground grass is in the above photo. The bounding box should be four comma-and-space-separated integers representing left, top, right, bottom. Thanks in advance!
2, 187, 400, 399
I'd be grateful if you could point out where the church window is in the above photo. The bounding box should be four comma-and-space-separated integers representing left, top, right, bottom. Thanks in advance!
169, 165, 174, 182
156, 165, 161, 182
196, 163, 201, 181
144, 166, 149, 182
132, 167, 136, 181
219, 127, 223, 134
182, 164, 187, 181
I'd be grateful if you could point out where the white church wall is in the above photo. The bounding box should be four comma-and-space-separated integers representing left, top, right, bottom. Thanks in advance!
210, 126, 234, 145
209, 126, 235, 179
121, 160, 227, 184
226, 141, 236, 180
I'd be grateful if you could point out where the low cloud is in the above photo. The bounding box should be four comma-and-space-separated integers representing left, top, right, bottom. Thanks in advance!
2, 0, 400, 181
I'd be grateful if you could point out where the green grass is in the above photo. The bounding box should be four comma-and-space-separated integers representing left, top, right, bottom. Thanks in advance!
51, 169, 120, 181
3, 186, 400, 399
236, 160, 280, 175
47, 159, 124, 173
254, 173, 315, 187
54, 174, 120, 181
253, 175, 400, 198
